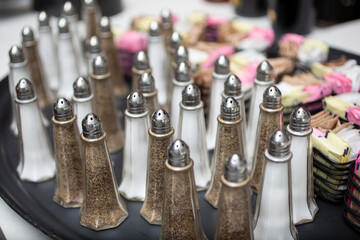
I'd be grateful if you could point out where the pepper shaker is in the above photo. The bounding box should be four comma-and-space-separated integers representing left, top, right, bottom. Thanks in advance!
160, 139, 207, 240
254, 130, 298, 240
52, 98, 84, 208
80, 113, 128, 231
72, 76, 94, 134
148, 21, 167, 107
222, 74, 248, 160
82, 0, 101, 39
287, 107, 318, 224
15, 78, 55, 182
166, 32, 183, 98
38, 12, 59, 94
207, 55, 231, 150
21, 26, 53, 108
63, 1, 87, 75
57, 18, 79, 100
170, 61, 193, 138
131, 51, 151, 91
205, 97, 245, 208
119, 92, 150, 201
247, 60, 274, 169
99, 16, 128, 97
85, 36, 103, 77
215, 154, 254, 240
251, 85, 283, 193
138, 73, 159, 117
179, 83, 211, 190
8, 45, 33, 136
140, 109, 174, 225
160, 9, 173, 50
91, 56, 124, 152
172, 45, 189, 77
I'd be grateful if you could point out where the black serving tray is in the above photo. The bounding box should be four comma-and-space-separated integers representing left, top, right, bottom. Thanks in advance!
1, 47, 360, 239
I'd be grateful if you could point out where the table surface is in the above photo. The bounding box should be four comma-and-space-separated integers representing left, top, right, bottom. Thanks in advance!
1, 0, 360, 239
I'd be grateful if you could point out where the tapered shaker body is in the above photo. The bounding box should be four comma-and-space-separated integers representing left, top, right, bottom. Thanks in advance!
160, 8, 173, 50
82, 0, 101, 39
15, 78, 55, 182
160, 139, 207, 240
138, 73, 159, 117
166, 31, 183, 99
140, 109, 174, 225
132, 51, 152, 91
205, 97, 245, 208
119, 92, 150, 201
91, 56, 124, 152
251, 86, 283, 193
179, 84, 211, 190
52, 98, 84, 208
207, 55, 231, 150
80, 113, 128, 231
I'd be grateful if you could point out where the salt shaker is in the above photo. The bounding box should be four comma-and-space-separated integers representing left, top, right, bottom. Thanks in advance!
138, 73, 159, 117
63, 1, 87, 75
148, 21, 167, 106
85, 36, 103, 77
222, 74, 248, 160
82, 0, 101, 39
15, 78, 55, 182
254, 130, 298, 240
131, 51, 151, 91
57, 18, 79, 100
205, 97, 245, 208
170, 61, 193, 138
160, 8, 173, 50
207, 55, 231, 150
91, 56, 124, 152
179, 83, 211, 190
99, 16, 128, 97
172, 45, 189, 75
21, 26, 53, 108
8, 45, 32, 136
247, 60, 274, 169
140, 109, 174, 225
119, 92, 150, 201
215, 154, 254, 240
80, 113, 128, 231
251, 85, 283, 193
287, 107, 318, 224
52, 98, 84, 208
160, 139, 207, 240
72, 76, 94, 134
166, 32, 183, 97
37, 11, 59, 93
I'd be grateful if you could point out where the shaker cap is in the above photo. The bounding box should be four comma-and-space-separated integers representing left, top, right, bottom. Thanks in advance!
83, 0, 96, 7
92, 55, 109, 75
127, 91, 146, 114
63, 1, 77, 16
215, 55, 230, 75
175, 61, 191, 82
149, 20, 161, 37
99, 16, 111, 33
82, 113, 104, 139
267, 130, 291, 158
22, 26, 35, 42
38, 11, 50, 27
161, 8, 172, 25
133, 51, 150, 70
182, 83, 201, 106
168, 139, 190, 167
220, 97, 240, 121
58, 18, 70, 34
53, 97, 73, 121
151, 109, 171, 134
174, 45, 188, 64
138, 73, 155, 93
289, 107, 311, 132
168, 32, 182, 50
224, 74, 241, 96
16, 78, 35, 100
256, 60, 273, 82
262, 85, 282, 109
224, 154, 248, 183
9, 45, 25, 63
86, 36, 101, 54
73, 76, 91, 98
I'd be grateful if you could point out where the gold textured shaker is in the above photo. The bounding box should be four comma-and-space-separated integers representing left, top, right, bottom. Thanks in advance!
82, 0, 101, 39
160, 8, 173, 49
